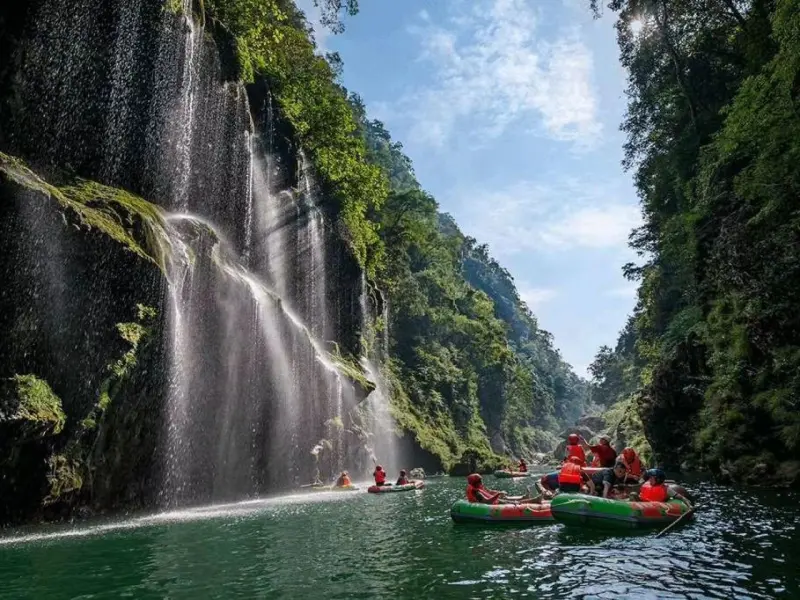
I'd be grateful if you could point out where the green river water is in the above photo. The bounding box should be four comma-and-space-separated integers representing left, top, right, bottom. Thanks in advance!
0, 475, 797, 599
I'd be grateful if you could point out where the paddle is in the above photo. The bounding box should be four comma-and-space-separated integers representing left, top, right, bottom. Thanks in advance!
655, 502, 702, 538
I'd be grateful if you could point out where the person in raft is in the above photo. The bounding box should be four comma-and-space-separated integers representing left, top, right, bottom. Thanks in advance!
557, 456, 596, 494
518, 458, 528, 473
564, 433, 586, 466
465, 474, 538, 504
335, 471, 352, 487
373, 465, 388, 486
396, 469, 409, 485
638, 468, 693, 507
581, 434, 617, 467
538, 471, 559, 498
619, 447, 644, 482
590, 460, 629, 499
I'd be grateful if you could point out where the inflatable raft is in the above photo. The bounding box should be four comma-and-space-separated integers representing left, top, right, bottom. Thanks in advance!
450, 500, 553, 523
550, 493, 693, 529
493, 470, 530, 479
367, 480, 424, 493
309, 483, 359, 492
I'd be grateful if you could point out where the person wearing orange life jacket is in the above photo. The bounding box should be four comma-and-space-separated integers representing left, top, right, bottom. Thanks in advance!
373, 465, 387, 486
396, 469, 409, 485
466, 473, 507, 504
565, 434, 586, 466
335, 471, 352, 487
465, 474, 537, 504
620, 447, 644, 482
518, 458, 528, 473
558, 456, 595, 494
639, 469, 692, 507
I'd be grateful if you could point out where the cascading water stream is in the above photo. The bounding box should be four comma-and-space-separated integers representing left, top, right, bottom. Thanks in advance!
162, 211, 354, 503
358, 274, 400, 473
8, 0, 371, 507
173, 0, 202, 212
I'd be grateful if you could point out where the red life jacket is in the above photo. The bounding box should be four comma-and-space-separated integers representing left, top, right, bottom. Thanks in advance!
466, 484, 497, 504
640, 481, 668, 502
558, 462, 583, 486
374, 469, 386, 485
566, 444, 586, 466
518, 461, 527, 472
623, 455, 643, 478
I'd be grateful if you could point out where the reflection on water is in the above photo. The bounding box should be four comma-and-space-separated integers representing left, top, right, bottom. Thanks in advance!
0, 478, 796, 599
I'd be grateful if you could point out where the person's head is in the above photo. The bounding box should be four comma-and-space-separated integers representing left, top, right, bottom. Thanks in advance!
613, 462, 627, 478
520, 458, 526, 463
598, 435, 611, 446
623, 447, 636, 462
648, 468, 667, 484
467, 473, 482, 486
375, 465, 383, 471
568, 433, 579, 445
341, 471, 348, 477
568, 456, 583, 465
399, 469, 406, 477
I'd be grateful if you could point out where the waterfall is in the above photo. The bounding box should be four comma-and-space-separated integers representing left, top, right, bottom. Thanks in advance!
4, 0, 368, 506
358, 275, 400, 473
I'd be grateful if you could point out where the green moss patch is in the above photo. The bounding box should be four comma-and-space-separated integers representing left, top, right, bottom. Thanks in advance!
1, 374, 66, 438
0, 152, 170, 272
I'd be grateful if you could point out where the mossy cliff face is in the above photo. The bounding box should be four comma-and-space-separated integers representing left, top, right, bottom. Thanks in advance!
0, 155, 169, 523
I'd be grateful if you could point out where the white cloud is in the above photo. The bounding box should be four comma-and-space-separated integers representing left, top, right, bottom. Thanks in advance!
518, 287, 558, 309
401, 0, 601, 148
418, 9, 431, 21
455, 177, 641, 257
541, 204, 641, 249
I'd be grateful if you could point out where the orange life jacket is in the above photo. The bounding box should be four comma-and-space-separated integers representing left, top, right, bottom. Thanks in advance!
558, 461, 583, 486
640, 481, 668, 502
466, 484, 497, 504
374, 469, 386, 485
566, 444, 586, 466
518, 462, 527, 472
340, 475, 351, 486
622, 455, 643, 478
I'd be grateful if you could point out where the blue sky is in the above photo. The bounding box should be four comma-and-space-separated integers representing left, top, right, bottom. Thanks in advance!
298, 0, 641, 377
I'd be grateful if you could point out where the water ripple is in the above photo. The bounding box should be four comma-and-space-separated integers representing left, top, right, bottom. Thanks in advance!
0, 479, 796, 599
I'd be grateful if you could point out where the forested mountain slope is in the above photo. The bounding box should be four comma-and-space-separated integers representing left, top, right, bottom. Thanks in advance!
588, 0, 800, 486
352, 101, 588, 470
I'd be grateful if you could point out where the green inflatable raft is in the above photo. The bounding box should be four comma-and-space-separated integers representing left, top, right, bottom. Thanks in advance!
450, 500, 553, 523
493, 470, 530, 479
367, 480, 424, 493
550, 493, 693, 530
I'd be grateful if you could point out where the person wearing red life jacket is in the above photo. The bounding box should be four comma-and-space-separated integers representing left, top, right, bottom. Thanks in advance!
518, 458, 528, 473
582, 434, 617, 468
465, 474, 537, 504
565, 434, 586, 466
396, 469, 409, 485
373, 465, 387, 486
620, 447, 644, 482
639, 469, 692, 507
465, 474, 506, 504
558, 456, 595, 494
335, 471, 352, 487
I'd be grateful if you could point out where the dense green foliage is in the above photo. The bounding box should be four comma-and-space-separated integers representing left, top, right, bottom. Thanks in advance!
589, 0, 800, 483
176, 1, 587, 469
203, 0, 386, 276
349, 98, 587, 468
